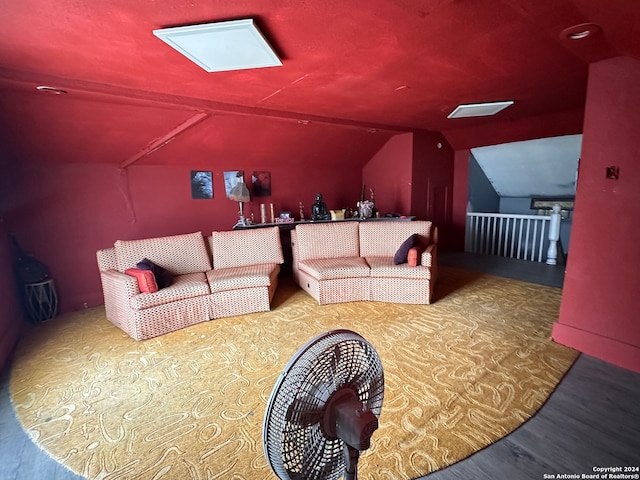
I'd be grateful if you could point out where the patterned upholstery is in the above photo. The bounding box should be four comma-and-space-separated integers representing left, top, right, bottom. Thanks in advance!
292, 222, 368, 305
209, 267, 279, 318
122, 296, 211, 341
295, 222, 360, 261
359, 221, 432, 257
291, 220, 438, 305
297, 269, 370, 305
298, 257, 370, 280
212, 227, 283, 269
98, 269, 140, 334
129, 272, 209, 310
206, 264, 279, 293
115, 231, 211, 274
366, 256, 432, 279
96, 248, 118, 271
97, 230, 284, 340
370, 277, 432, 304
361, 221, 437, 304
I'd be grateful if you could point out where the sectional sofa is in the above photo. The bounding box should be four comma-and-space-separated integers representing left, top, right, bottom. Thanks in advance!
96, 228, 283, 340
291, 220, 438, 305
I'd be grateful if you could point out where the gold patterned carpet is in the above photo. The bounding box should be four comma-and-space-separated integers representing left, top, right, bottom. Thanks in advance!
10, 267, 578, 480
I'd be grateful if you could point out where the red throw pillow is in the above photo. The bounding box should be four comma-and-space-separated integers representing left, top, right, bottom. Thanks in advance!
407, 247, 419, 267
407, 246, 425, 267
125, 268, 159, 293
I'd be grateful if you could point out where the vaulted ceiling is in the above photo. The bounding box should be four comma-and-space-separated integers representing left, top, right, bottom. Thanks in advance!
0, 0, 638, 170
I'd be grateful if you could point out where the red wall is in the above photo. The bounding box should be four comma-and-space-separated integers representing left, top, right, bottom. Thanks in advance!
4, 126, 454, 316
451, 149, 471, 252
1, 148, 27, 369
5, 160, 361, 314
553, 56, 640, 373
363, 133, 413, 215
363, 130, 456, 245
0, 218, 26, 370
411, 131, 455, 246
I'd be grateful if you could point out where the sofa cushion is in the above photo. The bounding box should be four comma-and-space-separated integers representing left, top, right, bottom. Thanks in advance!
298, 257, 370, 280
206, 264, 279, 293
124, 268, 159, 293
129, 272, 210, 310
359, 221, 432, 258
212, 227, 284, 269
295, 222, 360, 262
136, 258, 173, 288
115, 232, 211, 275
393, 234, 419, 265
366, 256, 432, 279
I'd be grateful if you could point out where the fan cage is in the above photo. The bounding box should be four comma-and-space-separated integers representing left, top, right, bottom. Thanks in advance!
264, 330, 384, 480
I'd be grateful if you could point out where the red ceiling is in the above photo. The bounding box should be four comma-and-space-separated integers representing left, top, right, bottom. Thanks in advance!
0, 0, 638, 167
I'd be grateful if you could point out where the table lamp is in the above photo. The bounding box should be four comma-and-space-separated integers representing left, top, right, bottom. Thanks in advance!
229, 181, 251, 227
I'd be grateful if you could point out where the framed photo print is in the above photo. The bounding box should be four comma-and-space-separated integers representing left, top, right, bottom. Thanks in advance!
224, 170, 245, 198
252, 171, 271, 197
190, 171, 213, 199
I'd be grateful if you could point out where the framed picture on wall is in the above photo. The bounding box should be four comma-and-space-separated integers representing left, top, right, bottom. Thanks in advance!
224, 171, 245, 198
252, 171, 271, 197
530, 196, 575, 210
190, 171, 213, 199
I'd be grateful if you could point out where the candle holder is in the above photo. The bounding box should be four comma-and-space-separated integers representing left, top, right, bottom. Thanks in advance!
260, 203, 267, 224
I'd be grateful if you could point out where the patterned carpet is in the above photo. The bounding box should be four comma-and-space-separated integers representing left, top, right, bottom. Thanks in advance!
9, 267, 578, 480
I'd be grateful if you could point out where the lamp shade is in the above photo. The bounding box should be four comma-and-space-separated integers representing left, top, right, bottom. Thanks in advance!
229, 182, 251, 202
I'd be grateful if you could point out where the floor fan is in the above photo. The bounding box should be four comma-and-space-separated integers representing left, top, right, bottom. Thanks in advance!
263, 329, 384, 480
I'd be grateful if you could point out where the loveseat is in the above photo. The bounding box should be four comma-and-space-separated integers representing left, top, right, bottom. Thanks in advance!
96, 228, 283, 341
291, 220, 437, 305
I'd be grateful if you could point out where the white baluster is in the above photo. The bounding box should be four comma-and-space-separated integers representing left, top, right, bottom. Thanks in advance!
546, 204, 562, 265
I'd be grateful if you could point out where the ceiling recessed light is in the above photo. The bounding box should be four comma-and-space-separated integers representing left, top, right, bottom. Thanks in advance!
36, 86, 67, 95
447, 101, 514, 119
153, 19, 282, 73
560, 23, 601, 41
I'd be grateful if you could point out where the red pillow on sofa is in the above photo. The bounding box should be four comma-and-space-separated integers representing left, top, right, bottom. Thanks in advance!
125, 268, 159, 293
407, 246, 426, 267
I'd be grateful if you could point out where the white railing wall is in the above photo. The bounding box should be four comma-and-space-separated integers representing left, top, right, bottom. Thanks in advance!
466, 212, 551, 262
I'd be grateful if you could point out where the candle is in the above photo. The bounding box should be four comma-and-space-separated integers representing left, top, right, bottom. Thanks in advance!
260, 204, 266, 224
270, 203, 275, 223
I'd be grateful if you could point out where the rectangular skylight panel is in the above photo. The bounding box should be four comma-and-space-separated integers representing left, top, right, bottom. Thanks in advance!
153, 19, 282, 73
448, 101, 514, 119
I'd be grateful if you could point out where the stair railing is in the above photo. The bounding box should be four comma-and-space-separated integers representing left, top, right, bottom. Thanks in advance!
465, 211, 554, 262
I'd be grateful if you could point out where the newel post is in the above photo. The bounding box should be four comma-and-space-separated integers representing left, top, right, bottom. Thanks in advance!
546, 204, 562, 265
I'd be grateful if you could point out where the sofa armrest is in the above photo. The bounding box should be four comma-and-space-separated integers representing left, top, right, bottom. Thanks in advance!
101, 269, 140, 295
421, 241, 438, 283
99, 269, 141, 332
420, 242, 437, 268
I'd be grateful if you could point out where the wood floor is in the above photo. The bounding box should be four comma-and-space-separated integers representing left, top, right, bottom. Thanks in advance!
1, 253, 638, 480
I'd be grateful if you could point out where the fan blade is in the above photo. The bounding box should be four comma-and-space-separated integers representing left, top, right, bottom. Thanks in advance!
286, 400, 324, 427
